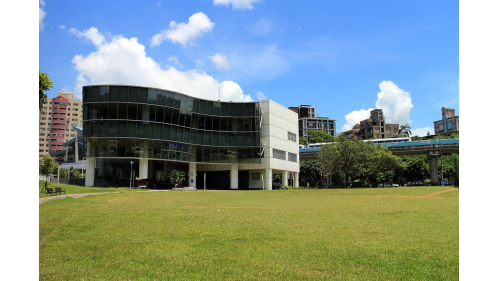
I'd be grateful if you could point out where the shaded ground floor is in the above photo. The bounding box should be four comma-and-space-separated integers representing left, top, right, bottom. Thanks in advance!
85, 158, 299, 190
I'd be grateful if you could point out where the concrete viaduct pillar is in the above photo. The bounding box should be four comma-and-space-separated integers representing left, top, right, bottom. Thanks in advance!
427, 150, 440, 186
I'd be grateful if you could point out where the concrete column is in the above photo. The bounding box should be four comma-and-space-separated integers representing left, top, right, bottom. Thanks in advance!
281, 170, 288, 187
189, 163, 197, 188
230, 164, 238, 189
294, 172, 299, 187
139, 159, 148, 179
75, 141, 79, 162
85, 158, 95, 186
265, 168, 273, 190
428, 151, 440, 185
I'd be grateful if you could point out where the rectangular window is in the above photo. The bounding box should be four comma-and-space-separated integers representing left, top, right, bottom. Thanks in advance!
273, 149, 286, 160
288, 132, 296, 142
288, 152, 297, 163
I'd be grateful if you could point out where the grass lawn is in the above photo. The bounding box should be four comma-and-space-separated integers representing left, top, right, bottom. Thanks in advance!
39, 180, 139, 198
39, 186, 458, 280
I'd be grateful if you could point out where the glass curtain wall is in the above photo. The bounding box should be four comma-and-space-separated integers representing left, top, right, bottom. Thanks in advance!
83, 85, 262, 164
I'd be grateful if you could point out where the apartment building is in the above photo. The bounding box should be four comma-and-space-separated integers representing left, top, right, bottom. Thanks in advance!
288, 105, 336, 142
433, 107, 459, 135
343, 109, 400, 140
39, 92, 83, 158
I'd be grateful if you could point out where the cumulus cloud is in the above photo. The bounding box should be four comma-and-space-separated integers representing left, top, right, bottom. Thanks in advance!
69, 27, 106, 46
214, 0, 262, 10
256, 91, 267, 100
150, 12, 214, 47
208, 53, 229, 70
69, 27, 252, 103
412, 127, 434, 137
342, 81, 413, 131
39, 0, 46, 31
375, 80, 413, 125
59, 24, 66, 30
342, 108, 373, 131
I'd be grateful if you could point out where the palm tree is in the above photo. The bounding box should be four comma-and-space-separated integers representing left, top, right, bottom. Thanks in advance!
398, 124, 412, 137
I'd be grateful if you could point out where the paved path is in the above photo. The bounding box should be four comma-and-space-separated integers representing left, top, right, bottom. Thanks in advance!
39, 192, 120, 204
39, 190, 171, 204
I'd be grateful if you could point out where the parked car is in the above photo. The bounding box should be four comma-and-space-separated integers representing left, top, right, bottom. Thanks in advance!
378, 182, 399, 187
441, 180, 453, 186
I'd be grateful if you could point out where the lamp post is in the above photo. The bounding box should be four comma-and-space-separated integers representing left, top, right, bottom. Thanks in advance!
130, 161, 134, 189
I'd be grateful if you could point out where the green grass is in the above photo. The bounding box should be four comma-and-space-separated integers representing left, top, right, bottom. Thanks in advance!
39, 180, 139, 198
39, 187, 458, 280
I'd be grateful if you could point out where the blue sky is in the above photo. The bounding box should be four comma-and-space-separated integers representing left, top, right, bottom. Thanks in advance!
39, 0, 458, 136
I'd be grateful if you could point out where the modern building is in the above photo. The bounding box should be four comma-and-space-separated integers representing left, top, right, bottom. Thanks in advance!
433, 107, 459, 135
49, 125, 86, 174
82, 85, 300, 190
288, 105, 336, 142
39, 92, 83, 158
343, 109, 400, 139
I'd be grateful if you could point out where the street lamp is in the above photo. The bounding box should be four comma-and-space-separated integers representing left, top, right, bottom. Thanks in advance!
130, 161, 134, 189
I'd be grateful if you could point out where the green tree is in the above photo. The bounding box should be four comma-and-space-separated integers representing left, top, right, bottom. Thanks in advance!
308, 130, 335, 143
167, 171, 180, 186
39, 71, 53, 112
299, 160, 322, 187
398, 123, 412, 137
299, 137, 308, 146
315, 144, 337, 187
39, 155, 59, 183
59, 168, 68, 178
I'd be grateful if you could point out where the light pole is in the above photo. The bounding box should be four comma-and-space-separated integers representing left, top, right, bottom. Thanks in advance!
130, 161, 134, 189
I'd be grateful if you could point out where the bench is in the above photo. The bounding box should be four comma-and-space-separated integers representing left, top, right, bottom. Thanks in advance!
55, 187, 66, 195
45, 188, 56, 196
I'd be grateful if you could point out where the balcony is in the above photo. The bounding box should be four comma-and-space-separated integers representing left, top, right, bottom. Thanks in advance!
50, 141, 64, 145
52, 114, 66, 118
50, 135, 64, 139
49, 146, 64, 150
51, 124, 65, 129
53, 109, 67, 114
50, 130, 65, 134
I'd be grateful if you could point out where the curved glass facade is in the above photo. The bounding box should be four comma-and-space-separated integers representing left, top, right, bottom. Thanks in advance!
83, 85, 262, 164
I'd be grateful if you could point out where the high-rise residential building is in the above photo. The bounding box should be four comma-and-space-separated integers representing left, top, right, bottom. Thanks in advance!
288, 105, 336, 142
343, 109, 400, 139
39, 92, 83, 158
433, 107, 459, 135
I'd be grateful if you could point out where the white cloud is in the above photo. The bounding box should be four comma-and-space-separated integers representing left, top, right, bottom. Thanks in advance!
167, 56, 182, 66
214, 0, 262, 10
375, 80, 413, 125
150, 12, 214, 47
208, 53, 229, 70
70, 27, 252, 103
342, 81, 413, 131
69, 27, 106, 47
39, 0, 46, 31
59, 25, 66, 30
247, 17, 272, 35
342, 108, 373, 131
155, 0, 162, 8
412, 127, 434, 137
256, 91, 266, 100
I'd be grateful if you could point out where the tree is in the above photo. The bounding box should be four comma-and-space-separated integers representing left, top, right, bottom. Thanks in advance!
39, 71, 53, 112
299, 137, 308, 146
299, 160, 322, 187
166, 171, 180, 186
315, 144, 337, 187
308, 130, 335, 143
398, 124, 412, 137
39, 155, 59, 190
